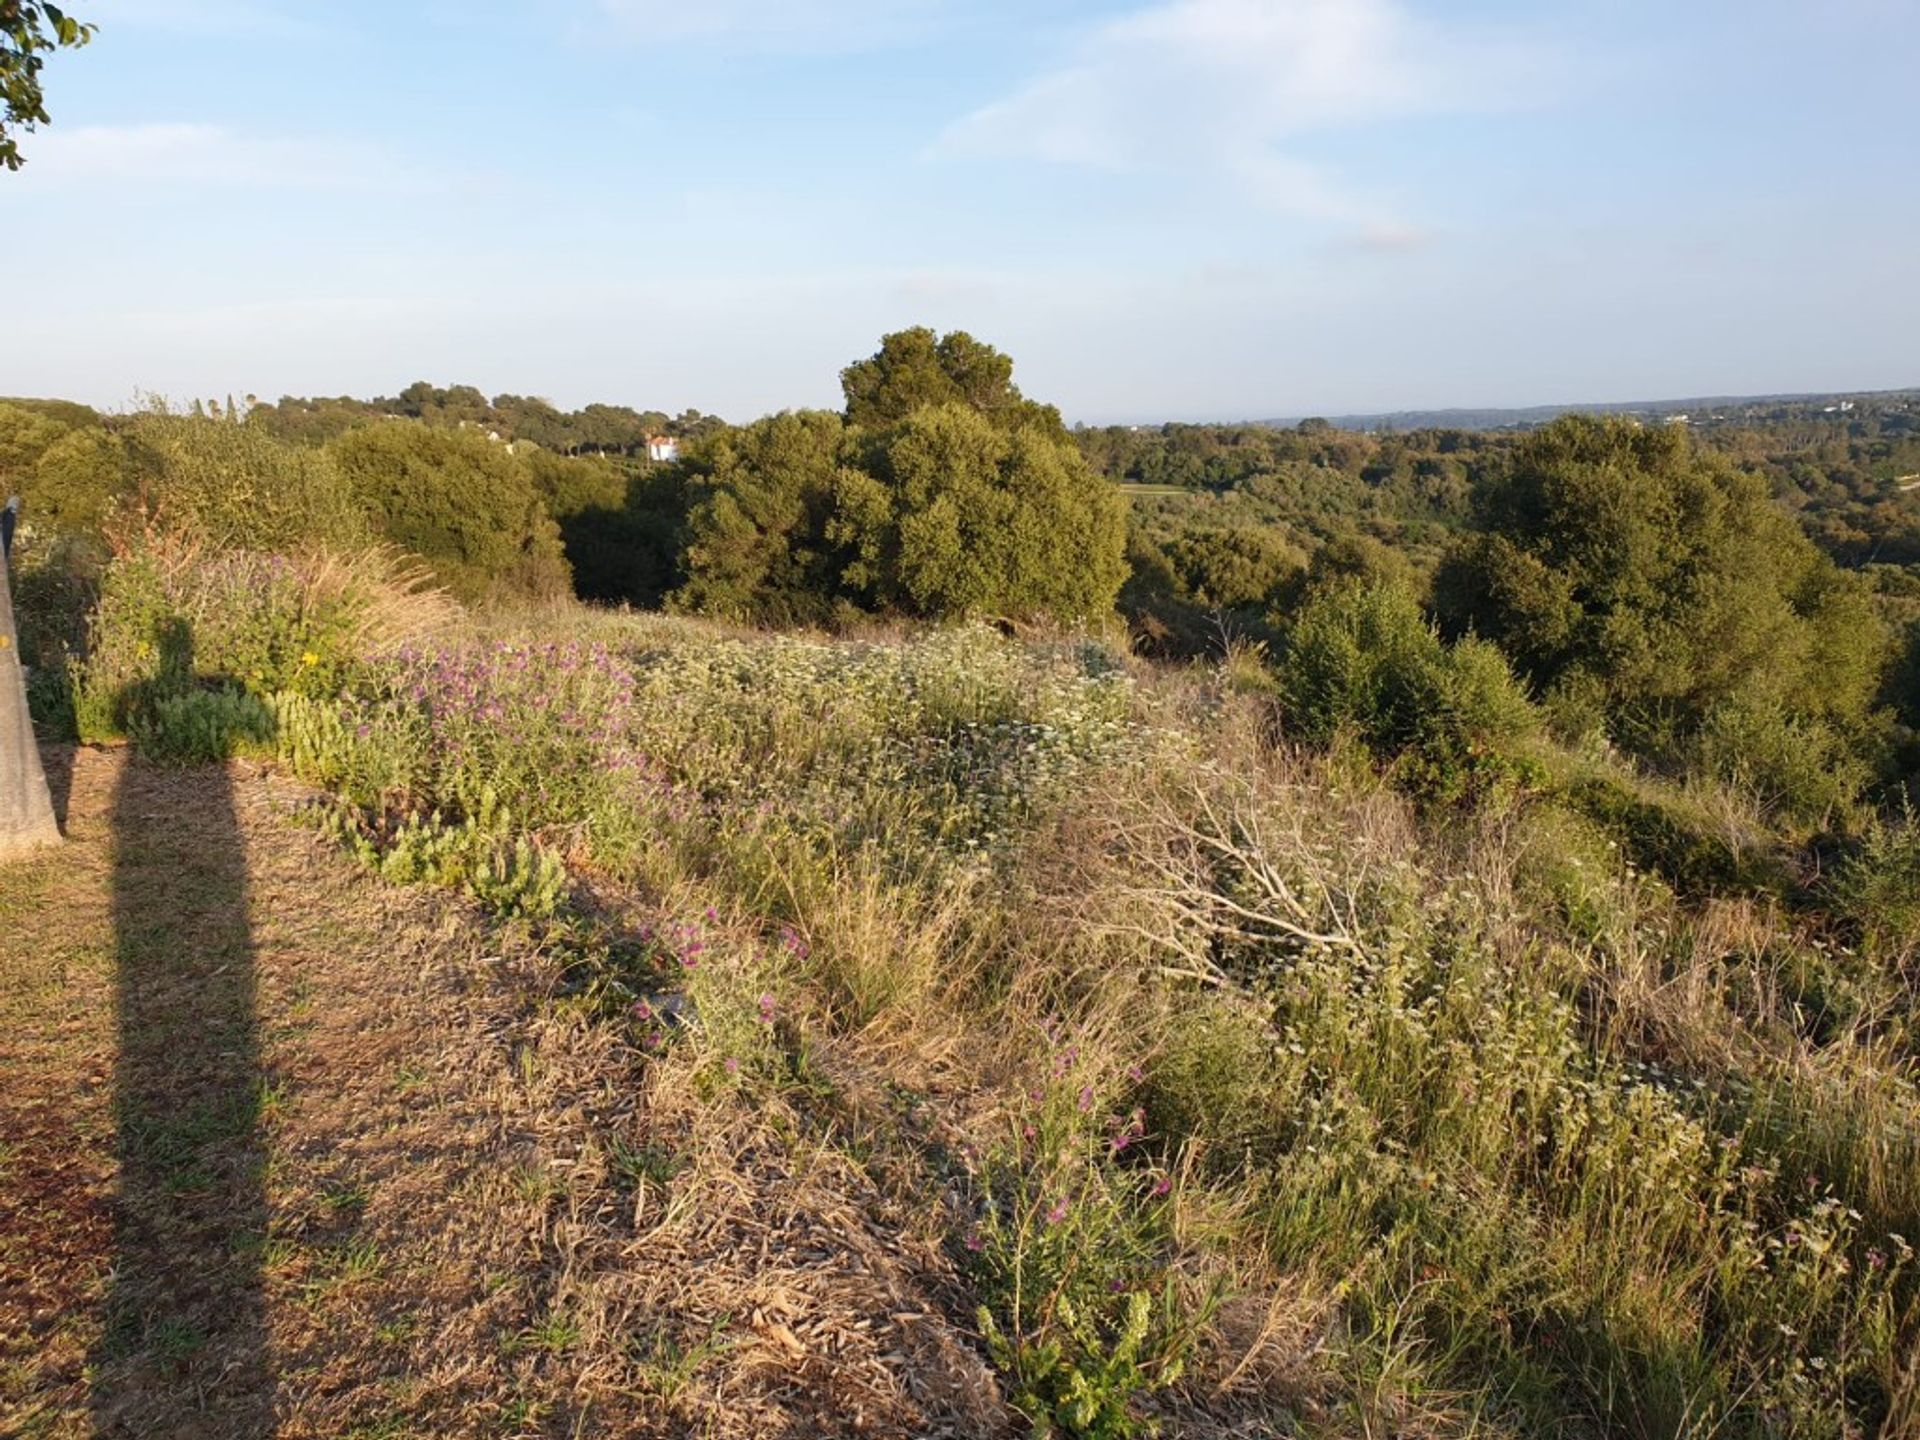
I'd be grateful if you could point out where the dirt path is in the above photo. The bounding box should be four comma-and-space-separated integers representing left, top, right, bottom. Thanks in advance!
0, 748, 1003, 1440
0, 747, 604, 1438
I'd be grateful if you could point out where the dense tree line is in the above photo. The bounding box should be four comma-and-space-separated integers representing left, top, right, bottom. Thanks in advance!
246, 383, 727, 457
4, 338, 1915, 827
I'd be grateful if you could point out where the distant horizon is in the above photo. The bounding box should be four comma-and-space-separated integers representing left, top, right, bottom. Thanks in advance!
10, 374, 1918, 434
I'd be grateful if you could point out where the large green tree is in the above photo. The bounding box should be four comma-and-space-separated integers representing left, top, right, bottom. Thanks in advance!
834, 404, 1127, 621
2, 2, 93, 171
841, 328, 1066, 437
671, 410, 852, 623
1436, 415, 1886, 779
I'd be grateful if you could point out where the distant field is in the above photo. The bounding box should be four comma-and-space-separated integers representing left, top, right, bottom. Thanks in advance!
1115, 482, 1191, 497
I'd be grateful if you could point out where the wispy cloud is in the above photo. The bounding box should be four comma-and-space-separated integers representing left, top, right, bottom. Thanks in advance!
593, 0, 942, 50
937, 0, 1547, 236
17, 123, 419, 190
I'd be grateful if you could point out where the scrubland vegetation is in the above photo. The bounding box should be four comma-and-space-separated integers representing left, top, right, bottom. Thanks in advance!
5, 335, 1920, 1437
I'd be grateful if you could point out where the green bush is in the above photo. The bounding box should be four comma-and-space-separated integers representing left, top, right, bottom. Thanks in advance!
963, 1030, 1215, 1438
0, 404, 133, 551
327, 423, 570, 603
313, 788, 568, 919
125, 412, 368, 552
1688, 699, 1873, 828
1827, 812, 1920, 969
1561, 773, 1761, 898
670, 410, 852, 623
1280, 580, 1541, 805
74, 540, 416, 744
1140, 993, 1287, 1173
1159, 526, 1304, 613
1435, 415, 1889, 770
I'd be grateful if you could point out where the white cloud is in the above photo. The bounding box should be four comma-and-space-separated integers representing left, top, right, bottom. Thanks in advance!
937, 0, 1545, 232
593, 0, 941, 49
17, 123, 413, 190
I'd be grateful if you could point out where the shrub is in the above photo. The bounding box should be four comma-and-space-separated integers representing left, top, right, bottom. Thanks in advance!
1280, 580, 1541, 805
9, 419, 133, 550
1160, 526, 1304, 612
962, 1027, 1216, 1438
1139, 993, 1287, 1173
1827, 812, 1920, 969
670, 410, 852, 623
327, 423, 570, 603
1435, 415, 1889, 767
1561, 772, 1761, 898
125, 412, 368, 551
312, 789, 569, 918
1688, 699, 1873, 828
75, 537, 449, 743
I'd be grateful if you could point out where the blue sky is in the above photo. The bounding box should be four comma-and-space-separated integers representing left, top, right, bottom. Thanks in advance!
3, 0, 1916, 423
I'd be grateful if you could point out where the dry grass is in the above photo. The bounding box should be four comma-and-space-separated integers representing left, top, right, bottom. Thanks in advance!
0, 748, 1029, 1438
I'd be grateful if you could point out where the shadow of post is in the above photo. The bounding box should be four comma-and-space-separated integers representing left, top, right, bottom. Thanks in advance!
90, 619, 271, 1437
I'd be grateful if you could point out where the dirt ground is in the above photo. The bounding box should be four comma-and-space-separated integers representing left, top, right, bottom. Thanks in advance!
0, 748, 1003, 1439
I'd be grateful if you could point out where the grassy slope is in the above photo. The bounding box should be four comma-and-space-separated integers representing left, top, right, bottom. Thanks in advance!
9, 593, 1920, 1439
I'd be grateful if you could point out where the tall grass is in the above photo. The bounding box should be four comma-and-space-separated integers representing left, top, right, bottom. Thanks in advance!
72, 541, 1920, 1438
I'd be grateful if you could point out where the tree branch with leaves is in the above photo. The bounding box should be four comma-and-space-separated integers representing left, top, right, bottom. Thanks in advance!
2, 2, 95, 172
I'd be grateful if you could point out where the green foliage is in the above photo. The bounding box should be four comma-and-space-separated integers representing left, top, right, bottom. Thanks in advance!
1436, 416, 1889, 786
74, 542, 382, 743
327, 423, 569, 602
1688, 699, 1875, 828
521, 446, 660, 604
1559, 772, 1764, 897
837, 405, 1127, 621
1139, 993, 1287, 1172
841, 327, 1065, 436
28, 424, 132, 543
1280, 580, 1541, 805
1827, 812, 1920, 969
978, 1293, 1160, 1440
963, 1033, 1214, 1439
0, 399, 70, 476
313, 790, 568, 919
125, 412, 368, 552
1160, 526, 1305, 612
671, 410, 851, 623
0, 1, 95, 171
128, 684, 276, 766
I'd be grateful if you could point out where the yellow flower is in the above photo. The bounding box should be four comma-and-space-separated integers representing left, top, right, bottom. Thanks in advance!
300, 650, 320, 667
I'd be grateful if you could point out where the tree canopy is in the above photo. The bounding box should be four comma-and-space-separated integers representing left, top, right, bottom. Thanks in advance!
837, 404, 1126, 621
1436, 415, 1886, 759
327, 424, 569, 603
841, 328, 1066, 438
